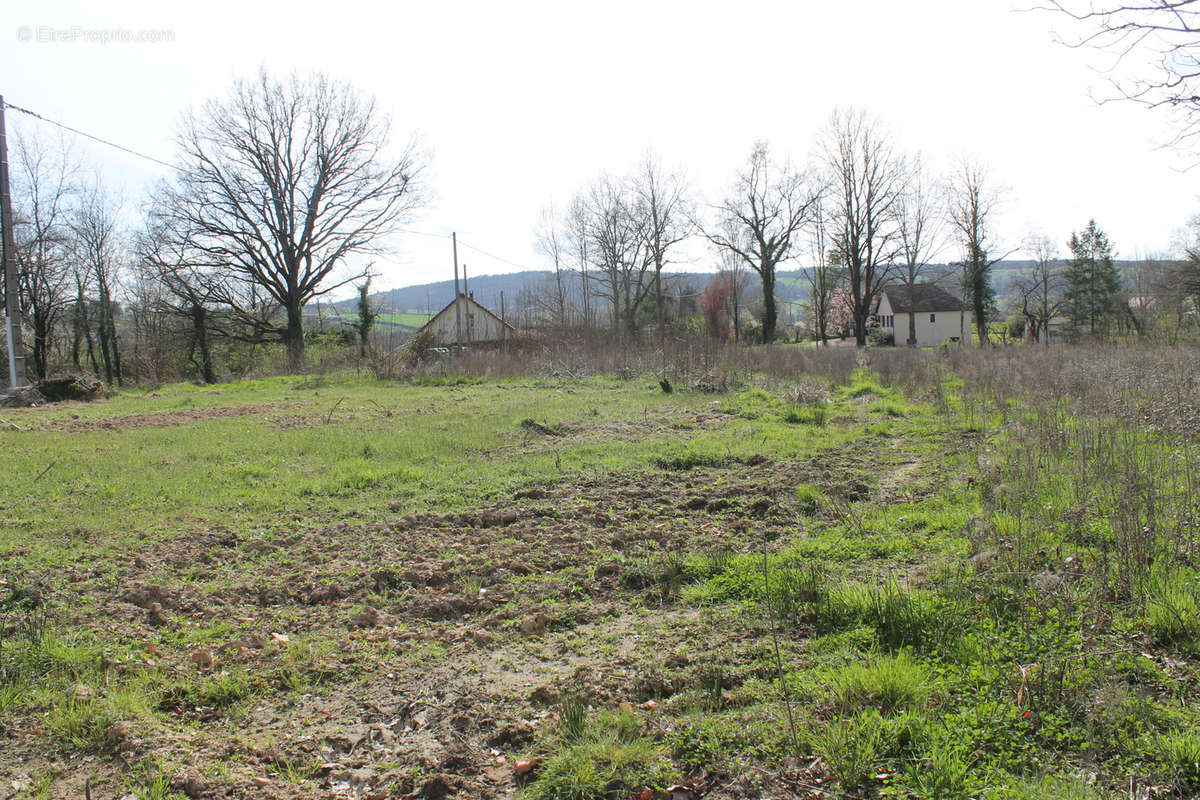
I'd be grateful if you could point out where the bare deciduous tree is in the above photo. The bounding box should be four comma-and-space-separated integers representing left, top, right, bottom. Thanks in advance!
704, 142, 817, 344
821, 108, 904, 346
72, 179, 125, 385
1045, 1, 1200, 147
948, 160, 1008, 345
1016, 233, 1066, 344
714, 234, 752, 342
632, 154, 692, 332
169, 70, 426, 371
534, 204, 571, 328
895, 153, 943, 346
1177, 211, 1200, 303
137, 209, 221, 384
584, 175, 651, 334
566, 195, 593, 328
12, 132, 78, 379
804, 194, 841, 346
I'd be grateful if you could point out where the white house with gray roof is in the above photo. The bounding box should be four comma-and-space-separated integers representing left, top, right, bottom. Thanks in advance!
876, 284, 974, 347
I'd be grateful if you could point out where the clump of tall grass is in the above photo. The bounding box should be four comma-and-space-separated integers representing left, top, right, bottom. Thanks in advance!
520, 707, 673, 800
1145, 569, 1200, 652
817, 580, 958, 652
829, 651, 930, 714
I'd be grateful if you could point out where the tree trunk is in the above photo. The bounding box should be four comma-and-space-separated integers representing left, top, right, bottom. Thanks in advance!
108, 311, 122, 386
581, 262, 590, 328
972, 269, 988, 346
81, 299, 98, 378
97, 283, 122, 386
733, 292, 740, 343
32, 311, 50, 380
285, 302, 305, 372
192, 304, 216, 384
96, 296, 113, 385
760, 266, 776, 344
655, 262, 664, 335
71, 282, 85, 372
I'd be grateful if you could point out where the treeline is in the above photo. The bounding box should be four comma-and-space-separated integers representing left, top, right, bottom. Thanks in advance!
7, 70, 422, 386
515, 109, 1200, 348
9, 73, 1200, 388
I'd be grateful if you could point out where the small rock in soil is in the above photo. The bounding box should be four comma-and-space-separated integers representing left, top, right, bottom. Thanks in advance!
170, 770, 209, 799
420, 775, 451, 800
519, 612, 548, 637
350, 607, 383, 628
146, 602, 169, 626
106, 720, 134, 749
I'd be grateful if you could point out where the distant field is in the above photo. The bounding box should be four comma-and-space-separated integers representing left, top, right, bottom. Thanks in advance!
377, 309, 434, 328
2, 352, 1199, 799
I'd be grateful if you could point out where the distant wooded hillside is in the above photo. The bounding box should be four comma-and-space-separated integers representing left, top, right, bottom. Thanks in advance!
334, 260, 1159, 329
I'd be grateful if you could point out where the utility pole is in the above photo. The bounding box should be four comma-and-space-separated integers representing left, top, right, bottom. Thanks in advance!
0, 96, 27, 389
452, 231, 462, 347
500, 290, 506, 351
462, 264, 471, 344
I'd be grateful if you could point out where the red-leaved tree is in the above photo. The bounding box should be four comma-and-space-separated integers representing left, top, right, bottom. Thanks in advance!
699, 274, 732, 339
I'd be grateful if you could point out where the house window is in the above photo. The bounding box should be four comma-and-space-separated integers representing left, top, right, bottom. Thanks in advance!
929, 313, 936, 323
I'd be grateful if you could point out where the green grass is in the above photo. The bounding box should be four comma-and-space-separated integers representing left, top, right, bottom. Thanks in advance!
5, 362, 1200, 798
0, 375, 740, 559
829, 651, 930, 714
521, 708, 673, 800
375, 309, 434, 328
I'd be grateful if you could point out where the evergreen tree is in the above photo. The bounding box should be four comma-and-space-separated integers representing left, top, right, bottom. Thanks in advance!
1065, 220, 1120, 335
960, 241, 998, 337
355, 277, 377, 358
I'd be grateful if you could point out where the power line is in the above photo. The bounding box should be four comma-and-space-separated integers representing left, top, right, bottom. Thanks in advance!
3, 99, 177, 171
456, 238, 531, 271
396, 227, 532, 272
3, 101, 543, 273
395, 228, 450, 240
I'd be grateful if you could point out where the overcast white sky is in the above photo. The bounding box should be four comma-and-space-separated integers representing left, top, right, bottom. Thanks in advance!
3, 0, 1196, 293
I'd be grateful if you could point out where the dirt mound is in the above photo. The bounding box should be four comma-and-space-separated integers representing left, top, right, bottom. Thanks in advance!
38, 374, 104, 402
0, 386, 47, 407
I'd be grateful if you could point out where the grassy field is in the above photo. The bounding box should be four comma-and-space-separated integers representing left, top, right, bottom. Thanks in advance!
376, 310, 435, 329
2, 351, 1199, 799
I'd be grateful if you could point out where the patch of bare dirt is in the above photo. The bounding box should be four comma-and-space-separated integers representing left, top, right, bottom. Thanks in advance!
4, 441, 912, 799
8, 403, 304, 432
511, 408, 735, 452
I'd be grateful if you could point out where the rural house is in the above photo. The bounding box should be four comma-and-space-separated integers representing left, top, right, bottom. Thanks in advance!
876, 283, 974, 347
416, 293, 515, 347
